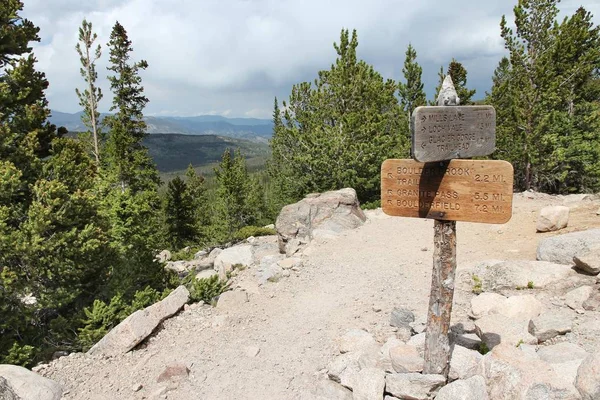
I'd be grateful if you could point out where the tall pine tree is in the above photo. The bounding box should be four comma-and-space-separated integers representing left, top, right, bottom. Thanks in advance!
75, 19, 103, 166
269, 29, 408, 206
489, 0, 600, 192
398, 44, 426, 121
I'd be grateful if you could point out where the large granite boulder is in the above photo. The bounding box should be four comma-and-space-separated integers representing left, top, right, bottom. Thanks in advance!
537, 228, 600, 265
575, 352, 600, 400
275, 188, 366, 256
477, 343, 580, 399
88, 285, 189, 357
0, 365, 62, 400
214, 245, 253, 281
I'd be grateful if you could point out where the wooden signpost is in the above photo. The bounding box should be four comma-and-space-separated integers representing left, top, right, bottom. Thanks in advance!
381, 75, 514, 377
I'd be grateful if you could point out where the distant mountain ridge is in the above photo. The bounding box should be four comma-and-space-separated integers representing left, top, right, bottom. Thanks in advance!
49, 110, 274, 142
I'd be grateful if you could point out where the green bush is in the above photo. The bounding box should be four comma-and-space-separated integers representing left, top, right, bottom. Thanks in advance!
3, 343, 36, 367
185, 274, 230, 304
77, 286, 167, 351
233, 225, 276, 241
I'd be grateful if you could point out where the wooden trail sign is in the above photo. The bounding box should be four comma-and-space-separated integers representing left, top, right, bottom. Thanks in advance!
381, 159, 514, 224
412, 105, 496, 162
380, 75, 514, 377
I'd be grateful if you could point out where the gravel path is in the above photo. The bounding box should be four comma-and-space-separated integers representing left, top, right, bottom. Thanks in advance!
39, 193, 600, 399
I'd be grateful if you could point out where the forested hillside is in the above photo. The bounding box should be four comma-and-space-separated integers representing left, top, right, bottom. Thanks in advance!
1, 0, 599, 367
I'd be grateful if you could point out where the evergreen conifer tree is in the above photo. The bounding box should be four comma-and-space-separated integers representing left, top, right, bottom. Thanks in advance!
398, 44, 426, 120
75, 19, 103, 166
164, 176, 196, 248
269, 29, 408, 206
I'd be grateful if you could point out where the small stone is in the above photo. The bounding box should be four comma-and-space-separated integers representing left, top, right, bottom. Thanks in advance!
156, 363, 189, 383
216, 290, 249, 310
528, 310, 573, 342
575, 352, 600, 400
565, 286, 593, 311
448, 345, 482, 381
536, 206, 569, 232
132, 383, 143, 392
352, 367, 385, 400
475, 313, 536, 349
313, 379, 353, 400
337, 329, 376, 354
435, 375, 489, 400
244, 346, 260, 357
407, 332, 426, 356
395, 324, 413, 342
469, 292, 506, 319
573, 248, 600, 275
385, 373, 445, 400
390, 308, 415, 328
389, 344, 424, 373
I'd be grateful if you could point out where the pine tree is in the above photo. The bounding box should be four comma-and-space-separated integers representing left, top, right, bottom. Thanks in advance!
269, 29, 408, 205
75, 19, 103, 166
432, 60, 476, 105
164, 176, 196, 249
104, 21, 158, 193
398, 44, 426, 120
0, 1, 113, 364
184, 164, 209, 243
213, 149, 264, 240
490, 0, 600, 192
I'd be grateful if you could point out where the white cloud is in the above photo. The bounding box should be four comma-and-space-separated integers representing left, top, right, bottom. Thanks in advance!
22, 0, 600, 118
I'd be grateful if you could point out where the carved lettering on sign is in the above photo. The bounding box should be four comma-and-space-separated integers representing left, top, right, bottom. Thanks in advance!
381, 159, 513, 224
412, 106, 496, 162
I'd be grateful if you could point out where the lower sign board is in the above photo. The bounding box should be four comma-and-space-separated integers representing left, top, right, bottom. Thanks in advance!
381, 159, 514, 224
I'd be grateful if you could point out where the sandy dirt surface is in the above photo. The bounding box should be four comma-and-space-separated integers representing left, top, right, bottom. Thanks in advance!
40, 193, 600, 399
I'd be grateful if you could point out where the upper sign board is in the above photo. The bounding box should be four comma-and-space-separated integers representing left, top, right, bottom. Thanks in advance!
381, 159, 513, 224
411, 105, 496, 162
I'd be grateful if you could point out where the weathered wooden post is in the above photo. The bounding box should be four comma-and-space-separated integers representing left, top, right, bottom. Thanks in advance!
423, 77, 460, 376
381, 75, 514, 378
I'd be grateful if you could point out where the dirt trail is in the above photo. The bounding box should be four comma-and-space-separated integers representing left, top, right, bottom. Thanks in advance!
41, 193, 600, 399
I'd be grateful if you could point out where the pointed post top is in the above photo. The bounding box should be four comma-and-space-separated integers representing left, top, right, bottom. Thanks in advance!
436, 75, 460, 106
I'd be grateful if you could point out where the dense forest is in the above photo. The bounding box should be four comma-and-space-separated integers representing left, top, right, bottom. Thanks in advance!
1, 0, 599, 366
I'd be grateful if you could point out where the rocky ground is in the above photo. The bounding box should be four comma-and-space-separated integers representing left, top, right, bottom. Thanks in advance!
33, 191, 600, 399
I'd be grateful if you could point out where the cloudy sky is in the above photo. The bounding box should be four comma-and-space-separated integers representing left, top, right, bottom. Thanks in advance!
23, 0, 600, 119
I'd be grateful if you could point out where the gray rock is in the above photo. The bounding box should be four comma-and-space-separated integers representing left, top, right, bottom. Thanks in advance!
575, 352, 600, 400
352, 368, 385, 400
385, 373, 445, 400
497, 295, 543, 320
537, 342, 589, 384
156, 363, 189, 382
164, 260, 187, 273
88, 285, 189, 356
313, 380, 353, 400
475, 314, 537, 349
460, 260, 574, 293
406, 333, 426, 356
536, 206, 570, 232
0, 365, 63, 400
389, 344, 424, 373
278, 257, 303, 270
537, 228, 600, 265
528, 310, 574, 342
156, 249, 172, 263
214, 245, 253, 280
337, 330, 377, 354
275, 188, 366, 256
435, 375, 489, 400
390, 308, 415, 328
195, 269, 217, 280
216, 290, 248, 310
573, 248, 600, 275
565, 286, 593, 311
453, 333, 483, 351
193, 249, 208, 259
328, 352, 361, 390
449, 345, 482, 381
469, 292, 506, 319
477, 343, 580, 399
